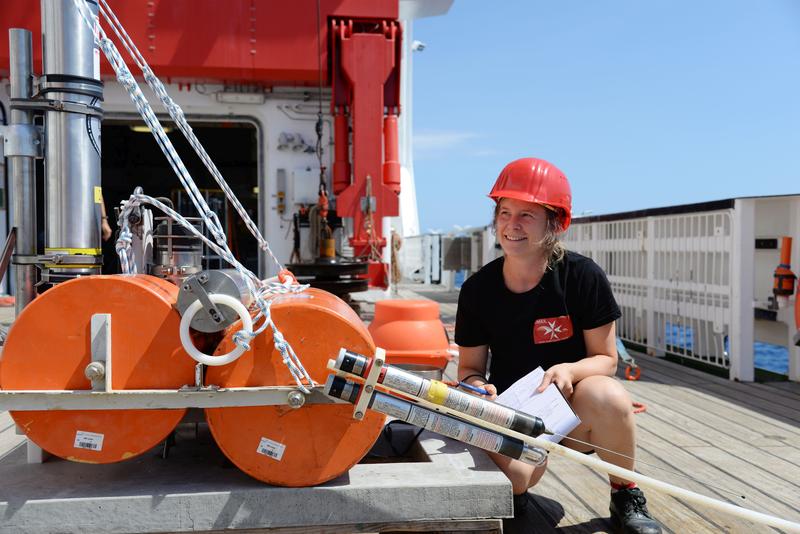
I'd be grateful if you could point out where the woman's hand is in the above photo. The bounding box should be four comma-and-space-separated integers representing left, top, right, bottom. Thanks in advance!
478, 382, 498, 401
536, 363, 576, 396
101, 218, 113, 241
461, 377, 498, 400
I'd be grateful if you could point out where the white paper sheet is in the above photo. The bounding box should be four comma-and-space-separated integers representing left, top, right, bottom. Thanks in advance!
495, 367, 581, 443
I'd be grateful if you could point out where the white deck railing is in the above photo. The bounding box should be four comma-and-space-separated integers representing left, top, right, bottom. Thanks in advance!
562, 210, 734, 369
398, 196, 800, 382
398, 234, 443, 285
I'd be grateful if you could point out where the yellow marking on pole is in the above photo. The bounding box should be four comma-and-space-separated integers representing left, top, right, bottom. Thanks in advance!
426, 380, 449, 405
45, 248, 102, 255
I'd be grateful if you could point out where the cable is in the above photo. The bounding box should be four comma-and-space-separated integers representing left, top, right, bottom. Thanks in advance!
551, 432, 747, 500
86, 97, 101, 158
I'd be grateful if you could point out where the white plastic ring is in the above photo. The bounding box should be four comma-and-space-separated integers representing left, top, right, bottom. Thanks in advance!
179, 293, 254, 366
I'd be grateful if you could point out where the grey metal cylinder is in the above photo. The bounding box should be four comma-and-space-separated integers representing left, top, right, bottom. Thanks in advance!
150, 217, 204, 284
8, 28, 37, 313
41, 0, 103, 280
41, 0, 101, 79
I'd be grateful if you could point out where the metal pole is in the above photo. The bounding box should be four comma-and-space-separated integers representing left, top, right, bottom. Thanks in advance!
8, 29, 37, 313
41, 0, 103, 282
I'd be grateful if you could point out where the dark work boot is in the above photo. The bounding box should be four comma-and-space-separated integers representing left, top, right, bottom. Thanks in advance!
609, 487, 663, 534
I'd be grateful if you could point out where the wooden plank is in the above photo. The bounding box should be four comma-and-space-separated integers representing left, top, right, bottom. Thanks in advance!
743, 381, 800, 405
629, 352, 728, 385
529, 455, 614, 532
758, 446, 800, 467
623, 381, 800, 486
623, 366, 800, 440
635, 355, 800, 412
635, 444, 737, 533
768, 382, 800, 394
633, 410, 707, 448
624, 380, 790, 445
625, 379, 795, 445
636, 428, 793, 531
686, 446, 800, 515
630, 351, 800, 406
535, 443, 722, 534
545, 419, 729, 534
633, 410, 800, 518
702, 382, 800, 424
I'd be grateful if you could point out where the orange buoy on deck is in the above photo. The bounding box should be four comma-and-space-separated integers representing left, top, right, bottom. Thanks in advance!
0, 275, 196, 463
368, 300, 451, 375
205, 288, 384, 486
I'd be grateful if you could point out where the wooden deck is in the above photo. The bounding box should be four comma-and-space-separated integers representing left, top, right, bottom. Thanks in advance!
2, 293, 800, 533
502, 353, 800, 534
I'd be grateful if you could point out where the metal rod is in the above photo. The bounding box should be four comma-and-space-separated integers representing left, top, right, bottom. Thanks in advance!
0, 386, 339, 410
8, 28, 37, 312
41, 0, 103, 281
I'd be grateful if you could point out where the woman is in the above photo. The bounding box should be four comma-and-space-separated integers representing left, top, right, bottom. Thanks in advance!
455, 158, 662, 534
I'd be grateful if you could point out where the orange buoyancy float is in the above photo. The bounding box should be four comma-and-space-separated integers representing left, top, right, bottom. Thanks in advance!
205, 287, 384, 486
368, 300, 451, 373
0, 275, 197, 463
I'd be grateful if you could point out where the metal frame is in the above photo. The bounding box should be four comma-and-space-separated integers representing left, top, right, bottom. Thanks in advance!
351, 347, 385, 420
0, 313, 338, 411
0, 386, 339, 411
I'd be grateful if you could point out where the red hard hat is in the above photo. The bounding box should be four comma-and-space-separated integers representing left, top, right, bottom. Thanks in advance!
489, 157, 572, 231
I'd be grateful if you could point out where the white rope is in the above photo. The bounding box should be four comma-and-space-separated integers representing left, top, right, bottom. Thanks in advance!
70, 0, 315, 391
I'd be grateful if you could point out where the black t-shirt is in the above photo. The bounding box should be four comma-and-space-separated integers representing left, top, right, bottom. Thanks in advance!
454, 251, 621, 393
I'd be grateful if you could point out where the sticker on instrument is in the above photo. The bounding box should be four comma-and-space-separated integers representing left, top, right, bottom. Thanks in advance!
533, 315, 573, 344
256, 437, 286, 461
74, 430, 104, 451
94, 186, 103, 204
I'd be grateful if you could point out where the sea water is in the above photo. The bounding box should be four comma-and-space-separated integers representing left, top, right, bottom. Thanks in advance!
665, 322, 788, 376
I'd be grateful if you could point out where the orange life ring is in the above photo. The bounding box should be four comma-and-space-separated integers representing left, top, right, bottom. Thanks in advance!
625, 365, 641, 381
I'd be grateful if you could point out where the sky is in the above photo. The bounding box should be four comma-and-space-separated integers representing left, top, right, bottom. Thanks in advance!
410, 1, 800, 233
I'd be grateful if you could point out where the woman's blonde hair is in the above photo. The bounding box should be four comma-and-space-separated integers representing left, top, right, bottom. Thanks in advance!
493, 200, 566, 269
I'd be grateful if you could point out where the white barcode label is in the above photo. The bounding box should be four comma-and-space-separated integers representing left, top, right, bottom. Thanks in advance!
74, 430, 104, 451
256, 437, 286, 461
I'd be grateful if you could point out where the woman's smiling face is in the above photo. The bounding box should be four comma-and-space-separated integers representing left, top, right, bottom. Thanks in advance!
494, 197, 549, 259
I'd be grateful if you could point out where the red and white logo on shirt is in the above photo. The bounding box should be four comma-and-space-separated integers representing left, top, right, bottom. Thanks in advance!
533, 315, 573, 344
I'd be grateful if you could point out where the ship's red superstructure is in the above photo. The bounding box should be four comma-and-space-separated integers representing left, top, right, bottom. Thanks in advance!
0, 0, 402, 285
